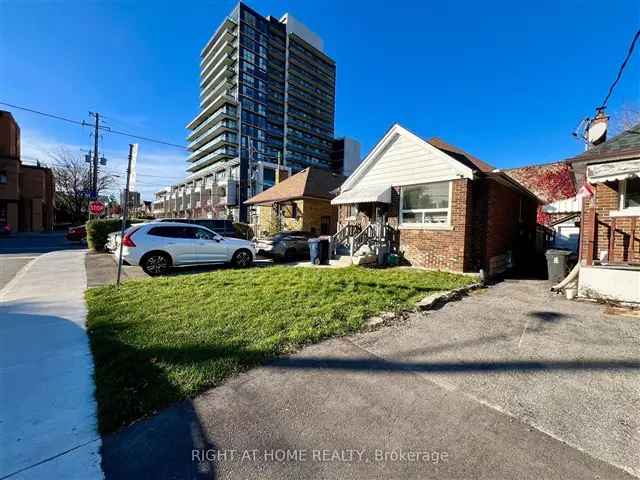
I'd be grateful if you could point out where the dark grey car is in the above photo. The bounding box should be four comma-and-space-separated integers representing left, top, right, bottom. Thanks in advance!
255, 231, 314, 261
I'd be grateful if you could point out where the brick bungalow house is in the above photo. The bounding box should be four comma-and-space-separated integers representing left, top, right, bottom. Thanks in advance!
567, 122, 640, 303
331, 124, 539, 277
245, 167, 345, 237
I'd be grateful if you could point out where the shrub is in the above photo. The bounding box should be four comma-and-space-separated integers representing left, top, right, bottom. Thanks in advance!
233, 222, 254, 240
86, 219, 131, 251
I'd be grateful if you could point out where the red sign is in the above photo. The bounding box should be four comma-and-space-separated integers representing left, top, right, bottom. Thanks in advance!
89, 201, 105, 215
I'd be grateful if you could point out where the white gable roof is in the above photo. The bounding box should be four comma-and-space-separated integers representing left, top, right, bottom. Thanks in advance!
340, 124, 474, 193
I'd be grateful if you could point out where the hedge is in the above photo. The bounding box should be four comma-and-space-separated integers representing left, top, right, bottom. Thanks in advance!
86, 219, 132, 252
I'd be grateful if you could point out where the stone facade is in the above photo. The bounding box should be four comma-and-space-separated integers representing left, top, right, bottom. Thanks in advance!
256, 198, 338, 237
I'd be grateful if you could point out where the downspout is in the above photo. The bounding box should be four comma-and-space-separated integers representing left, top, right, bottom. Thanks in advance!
550, 262, 580, 292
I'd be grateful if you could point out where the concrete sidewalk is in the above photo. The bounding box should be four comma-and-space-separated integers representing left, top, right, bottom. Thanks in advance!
0, 250, 103, 479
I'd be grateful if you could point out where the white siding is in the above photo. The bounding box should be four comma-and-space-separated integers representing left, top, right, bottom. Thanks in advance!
348, 132, 467, 190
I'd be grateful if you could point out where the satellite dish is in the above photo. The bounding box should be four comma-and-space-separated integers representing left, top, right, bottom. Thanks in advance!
587, 110, 608, 146
587, 121, 607, 145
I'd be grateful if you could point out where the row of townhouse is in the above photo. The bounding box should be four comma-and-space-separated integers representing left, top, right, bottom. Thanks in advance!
152, 161, 291, 220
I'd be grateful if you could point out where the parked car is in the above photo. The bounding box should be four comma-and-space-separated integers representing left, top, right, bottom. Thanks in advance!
0, 222, 11, 235
65, 224, 86, 242
255, 231, 314, 261
115, 222, 255, 275
156, 218, 242, 238
106, 220, 148, 252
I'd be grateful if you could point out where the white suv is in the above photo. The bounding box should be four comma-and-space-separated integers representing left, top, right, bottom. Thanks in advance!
116, 222, 255, 275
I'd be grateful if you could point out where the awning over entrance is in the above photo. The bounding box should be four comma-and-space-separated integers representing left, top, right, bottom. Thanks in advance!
587, 159, 640, 184
331, 184, 391, 205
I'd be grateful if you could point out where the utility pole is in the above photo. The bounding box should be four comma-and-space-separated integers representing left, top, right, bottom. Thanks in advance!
90, 112, 100, 200
116, 143, 138, 287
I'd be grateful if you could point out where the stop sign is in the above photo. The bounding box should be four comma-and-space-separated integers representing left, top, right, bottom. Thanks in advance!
89, 200, 105, 215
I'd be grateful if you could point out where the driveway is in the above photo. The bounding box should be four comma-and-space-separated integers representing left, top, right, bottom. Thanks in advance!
102, 279, 639, 479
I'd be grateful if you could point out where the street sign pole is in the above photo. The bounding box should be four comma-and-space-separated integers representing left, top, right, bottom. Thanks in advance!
116, 143, 138, 287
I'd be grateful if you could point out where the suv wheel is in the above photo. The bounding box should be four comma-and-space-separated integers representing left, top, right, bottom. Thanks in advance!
232, 249, 253, 268
141, 252, 171, 276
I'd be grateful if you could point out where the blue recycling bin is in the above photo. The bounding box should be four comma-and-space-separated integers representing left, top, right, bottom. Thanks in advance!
308, 238, 320, 265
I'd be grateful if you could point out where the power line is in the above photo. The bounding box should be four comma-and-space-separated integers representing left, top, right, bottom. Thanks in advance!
0, 102, 85, 126
104, 128, 187, 150
0, 101, 188, 150
600, 28, 640, 109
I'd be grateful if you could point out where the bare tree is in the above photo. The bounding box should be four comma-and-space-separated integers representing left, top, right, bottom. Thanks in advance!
49, 148, 116, 223
609, 101, 640, 136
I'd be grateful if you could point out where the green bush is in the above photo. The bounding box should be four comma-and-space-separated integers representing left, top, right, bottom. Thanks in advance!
233, 222, 254, 240
86, 219, 131, 251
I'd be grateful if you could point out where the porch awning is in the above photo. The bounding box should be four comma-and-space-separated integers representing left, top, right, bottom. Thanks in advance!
587, 159, 640, 184
331, 184, 391, 205
542, 195, 583, 214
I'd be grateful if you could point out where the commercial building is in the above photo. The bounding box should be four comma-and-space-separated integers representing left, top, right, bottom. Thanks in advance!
0, 110, 55, 232
156, 2, 338, 223
331, 137, 361, 177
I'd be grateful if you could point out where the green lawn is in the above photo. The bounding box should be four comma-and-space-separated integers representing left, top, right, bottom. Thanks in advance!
86, 265, 473, 434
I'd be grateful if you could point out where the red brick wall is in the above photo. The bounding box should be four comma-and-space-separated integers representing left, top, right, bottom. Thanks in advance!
398, 179, 472, 272
336, 177, 537, 275
581, 182, 639, 263
483, 179, 538, 272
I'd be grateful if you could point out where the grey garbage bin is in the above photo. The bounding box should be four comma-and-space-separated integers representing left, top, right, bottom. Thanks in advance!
308, 238, 321, 265
545, 249, 571, 283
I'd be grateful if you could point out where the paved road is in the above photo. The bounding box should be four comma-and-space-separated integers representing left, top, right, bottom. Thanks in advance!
102, 280, 639, 479
0, 233, 82, 291
0, 232, 81, 256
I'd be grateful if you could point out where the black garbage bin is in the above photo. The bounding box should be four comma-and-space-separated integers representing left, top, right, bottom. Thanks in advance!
308, 238, 320, 265
318, 238, 330, 265
545, 249, 571, 283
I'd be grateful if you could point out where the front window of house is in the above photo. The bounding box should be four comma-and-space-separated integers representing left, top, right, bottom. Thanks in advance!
400, 181, 451, 225
621, 177, 640, 210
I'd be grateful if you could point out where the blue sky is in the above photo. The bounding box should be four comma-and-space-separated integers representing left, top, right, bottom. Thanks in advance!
1, 0, 638, 199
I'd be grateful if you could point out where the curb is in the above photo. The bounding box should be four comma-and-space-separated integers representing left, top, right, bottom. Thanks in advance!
364, 282, 485, 330
416, 282, 484, 311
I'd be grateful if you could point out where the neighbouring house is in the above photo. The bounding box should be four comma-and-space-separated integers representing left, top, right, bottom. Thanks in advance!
331, 124, 540, 276
245, 166, 345, 237
505, 162, 579, 252
568, 122, 640, 303
0, 110, 55, 232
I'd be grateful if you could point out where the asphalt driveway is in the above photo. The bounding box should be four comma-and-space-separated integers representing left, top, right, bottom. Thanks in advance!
101, 279, 639, 479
